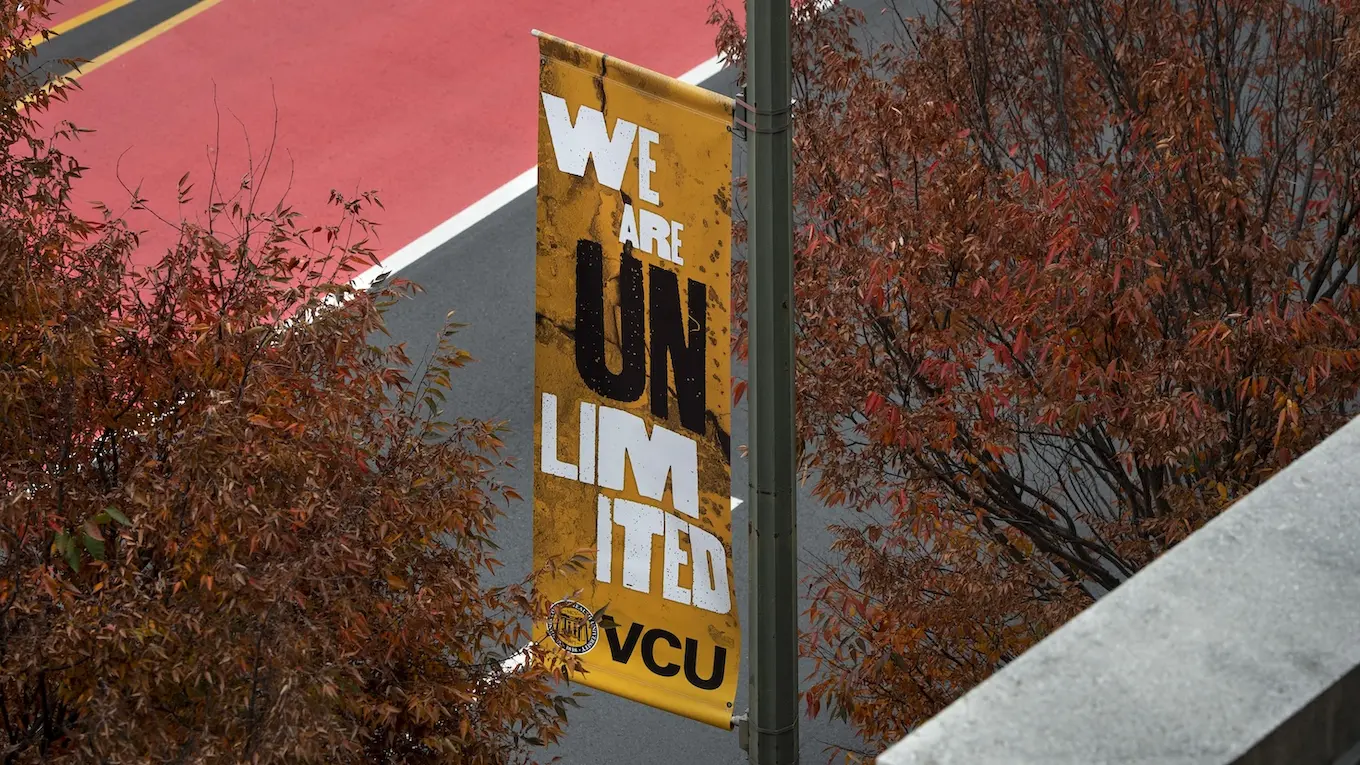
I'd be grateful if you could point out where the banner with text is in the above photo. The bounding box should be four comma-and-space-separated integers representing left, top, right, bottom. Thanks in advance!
532, 33, 737, 729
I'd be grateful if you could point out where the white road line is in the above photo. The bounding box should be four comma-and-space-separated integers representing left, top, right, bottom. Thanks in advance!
351, 168, 537, 291
500, 644, 531, 673
673, 54, 726, 90
351, 54, 726, 291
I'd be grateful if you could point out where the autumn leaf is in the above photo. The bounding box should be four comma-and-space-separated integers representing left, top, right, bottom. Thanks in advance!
81, 533, 105, 562
864, 391, 886, 415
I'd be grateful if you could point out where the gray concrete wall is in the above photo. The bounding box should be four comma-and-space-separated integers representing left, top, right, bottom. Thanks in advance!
878, 416, 1360, 765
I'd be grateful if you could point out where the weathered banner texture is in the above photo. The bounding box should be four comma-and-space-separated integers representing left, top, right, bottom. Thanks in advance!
532, 32, 737, 729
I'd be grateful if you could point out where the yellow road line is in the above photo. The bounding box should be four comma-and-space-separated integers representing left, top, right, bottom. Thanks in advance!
65, 0, 224, 81
17, 0, 224, 111
22, 0, 137, 49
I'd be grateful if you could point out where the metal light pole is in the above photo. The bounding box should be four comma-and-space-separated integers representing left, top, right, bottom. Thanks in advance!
745, 0, 798, 762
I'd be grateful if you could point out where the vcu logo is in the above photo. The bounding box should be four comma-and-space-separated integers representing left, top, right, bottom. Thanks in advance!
548, 600, 599, 654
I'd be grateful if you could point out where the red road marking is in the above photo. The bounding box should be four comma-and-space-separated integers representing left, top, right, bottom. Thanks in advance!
37, 0, 722, 270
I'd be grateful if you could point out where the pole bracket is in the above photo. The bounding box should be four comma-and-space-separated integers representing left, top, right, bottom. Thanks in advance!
753, 721, 800, 736
732, 88, 794, 139
733, 712, 750, 752
733, 88, 751, 139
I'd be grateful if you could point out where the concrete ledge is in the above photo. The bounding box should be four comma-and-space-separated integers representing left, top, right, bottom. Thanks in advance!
878, 416, 1360, 765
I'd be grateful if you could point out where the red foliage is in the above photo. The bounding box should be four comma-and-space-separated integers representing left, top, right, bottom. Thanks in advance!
715, 0, 1360, 756
1, 6, 577, 762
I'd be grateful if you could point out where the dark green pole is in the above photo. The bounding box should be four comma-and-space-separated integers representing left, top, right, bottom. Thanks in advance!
745, 0, 798, 762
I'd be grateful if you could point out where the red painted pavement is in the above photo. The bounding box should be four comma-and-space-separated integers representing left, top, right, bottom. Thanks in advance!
37, 0, 722, 270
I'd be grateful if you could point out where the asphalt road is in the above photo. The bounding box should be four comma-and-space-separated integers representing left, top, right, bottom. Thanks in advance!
377, 3, 905, 761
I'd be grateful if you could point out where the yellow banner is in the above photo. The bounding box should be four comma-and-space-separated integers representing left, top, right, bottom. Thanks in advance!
532, 32, 738, 730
